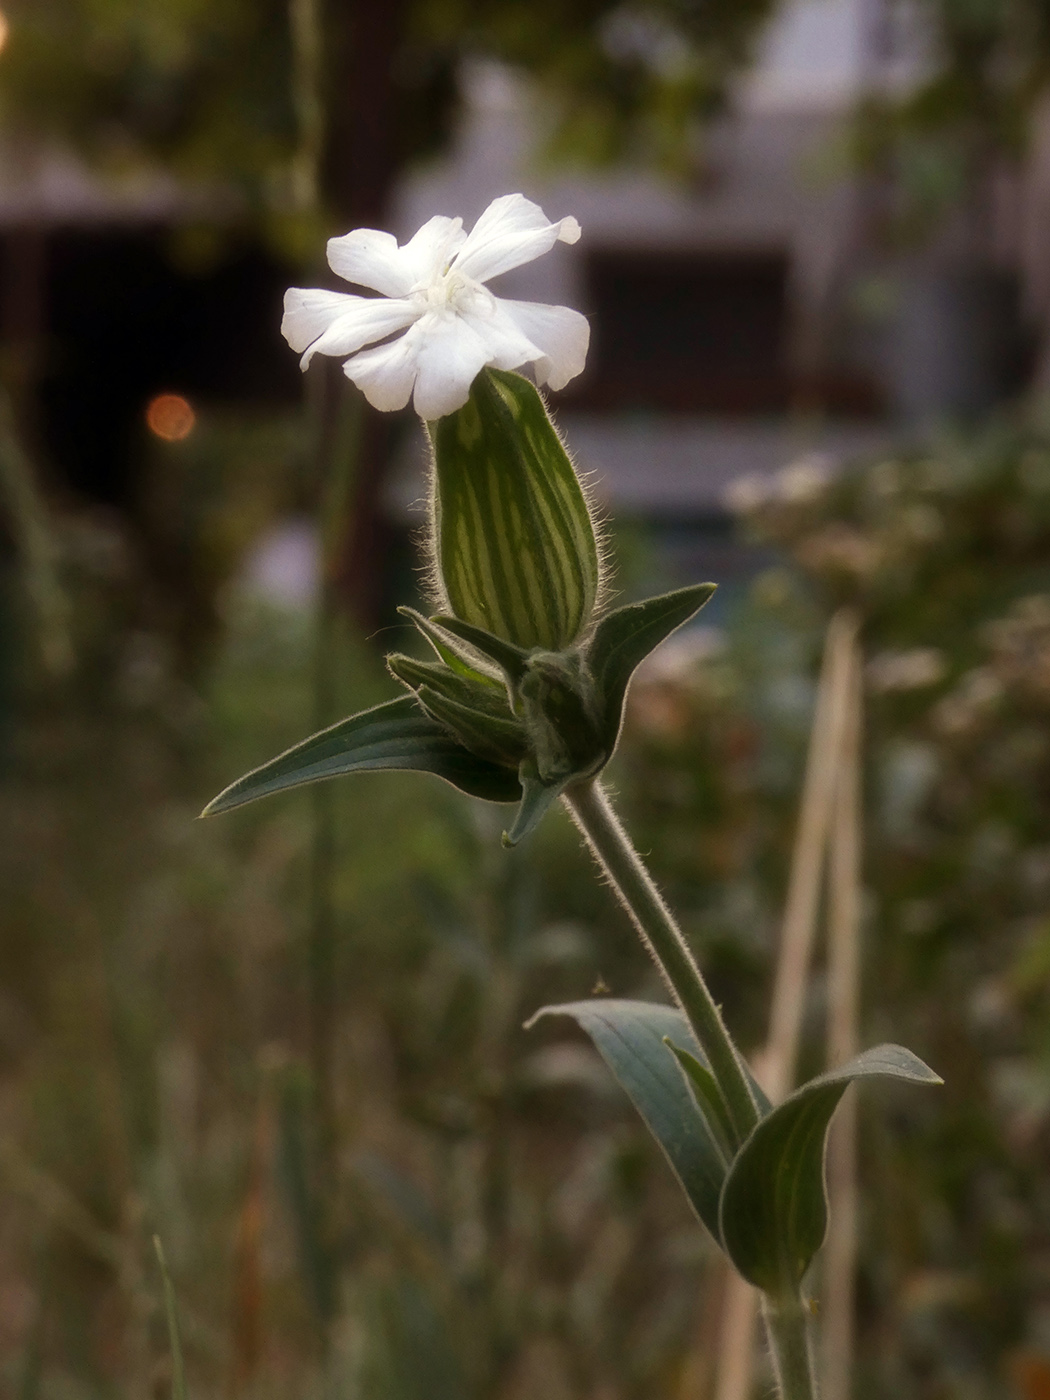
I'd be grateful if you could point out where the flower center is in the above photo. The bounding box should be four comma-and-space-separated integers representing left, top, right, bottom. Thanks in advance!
418, 268, 494, 318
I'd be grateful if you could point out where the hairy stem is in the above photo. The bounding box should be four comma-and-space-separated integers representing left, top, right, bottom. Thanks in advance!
763, 1296, 820, 1400
563, 778, 820, 1400
562, 779, 759, 1142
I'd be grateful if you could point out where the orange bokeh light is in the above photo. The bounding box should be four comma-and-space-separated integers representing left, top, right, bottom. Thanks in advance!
146, 393, 196, 442
0, 14, 9, 55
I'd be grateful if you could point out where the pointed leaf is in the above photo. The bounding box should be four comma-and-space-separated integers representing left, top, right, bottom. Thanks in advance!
526, 999, 729, 1239
719, 1044, 941, 1296
666, 1040, 737, 1161
587, 584, 717, 750
387, 653, 512, 717
201, 695, 521, 815
429, 614, 531, 685
430, 368, 600, 650
416, 685, 526, 767
398, 607, 502, 686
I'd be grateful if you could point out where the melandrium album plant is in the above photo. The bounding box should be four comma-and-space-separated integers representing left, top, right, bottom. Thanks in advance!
204, 193, 940, 1399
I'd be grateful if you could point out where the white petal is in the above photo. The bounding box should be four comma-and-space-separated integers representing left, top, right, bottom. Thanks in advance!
282, 288, 419, 369
493, 299, 590, 390
281, 288, 359, 353
452, 193, 582, 284
326, 228, 415, 296
327, 217, 465, 296
456, 297, 543, 372
342, 321, 426, 412
411, 313, 492, 419
398, 215, 466, 286
302, 300, 419, 368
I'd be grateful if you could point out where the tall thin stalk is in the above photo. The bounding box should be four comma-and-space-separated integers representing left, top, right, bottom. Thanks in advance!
715, 608, 861, 1400
0, 390, 72, 680
822, 647, 864, 1400
288, 0, 323, 213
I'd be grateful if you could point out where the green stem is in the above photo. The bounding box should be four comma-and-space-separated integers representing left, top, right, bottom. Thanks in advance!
562, 779, 759, 1142
763, 1296, 819, 1400
563, 778, 819, 1399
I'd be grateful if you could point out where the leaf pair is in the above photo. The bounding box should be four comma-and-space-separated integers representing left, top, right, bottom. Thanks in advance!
531, 999, 940, 1299
201, 582, 715, 838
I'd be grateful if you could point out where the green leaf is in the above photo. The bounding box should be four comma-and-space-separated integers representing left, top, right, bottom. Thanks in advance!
526, 999, 730, 1239
587, 584, 717, 750
416, 684, 527, 767
153, 1236, 187, 1400
397, 607, 502, 686
719, 1044, 941, 1297
386, 653, 512, 716
429, 614, 531, 687
429, 368, 600, 651
201, 695, 522, 815
666, 1040, 737, 1161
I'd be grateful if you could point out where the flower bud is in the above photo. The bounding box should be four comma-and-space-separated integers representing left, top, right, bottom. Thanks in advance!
429, 368, 601, 651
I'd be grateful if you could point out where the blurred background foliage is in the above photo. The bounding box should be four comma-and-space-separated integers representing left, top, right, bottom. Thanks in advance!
852, 0, 1050, 243
0, 0, 779, 234
10, 397, 1050, 1399
6, 1, 1050, 1399
0, 413, 730, 1399
11, 0, 1050, 240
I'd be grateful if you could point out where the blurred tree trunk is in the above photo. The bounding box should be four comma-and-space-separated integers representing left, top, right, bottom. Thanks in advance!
319, 0, 411, 631
2, 227, 49, 458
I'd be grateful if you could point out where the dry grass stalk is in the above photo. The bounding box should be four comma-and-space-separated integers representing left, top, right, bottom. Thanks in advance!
764, 609, 859, 1101
820, 648, 863, 1400
712, 609, 861, 1400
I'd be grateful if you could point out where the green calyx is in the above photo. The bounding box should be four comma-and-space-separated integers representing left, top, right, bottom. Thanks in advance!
201, 583, 717, 848
386, 583, 716, 844
428, 368, 601, 651
202, 356, 716, 847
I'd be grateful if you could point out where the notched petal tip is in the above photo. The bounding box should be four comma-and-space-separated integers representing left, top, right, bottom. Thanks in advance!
558, 216, 582, 244
496, 300, 590, 391
453, 194, 586, 284
283, 196, 587, 414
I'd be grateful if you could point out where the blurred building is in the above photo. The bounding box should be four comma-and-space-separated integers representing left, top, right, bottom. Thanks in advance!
0, 0, 1044, 603
390, 0, 1037, 548
0, 145, 298, 505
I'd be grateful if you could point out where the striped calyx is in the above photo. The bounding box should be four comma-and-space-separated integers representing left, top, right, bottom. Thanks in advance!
429, 369, 600, 651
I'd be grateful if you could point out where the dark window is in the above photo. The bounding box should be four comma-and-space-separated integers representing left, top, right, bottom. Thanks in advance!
0, 227, 301, 505
578, 249, 791, 412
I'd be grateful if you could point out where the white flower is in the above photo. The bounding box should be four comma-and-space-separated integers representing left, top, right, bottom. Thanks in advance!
281, 193, 590, 420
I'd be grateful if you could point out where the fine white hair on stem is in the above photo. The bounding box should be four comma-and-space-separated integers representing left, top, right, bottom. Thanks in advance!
414, 377, 614, 632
